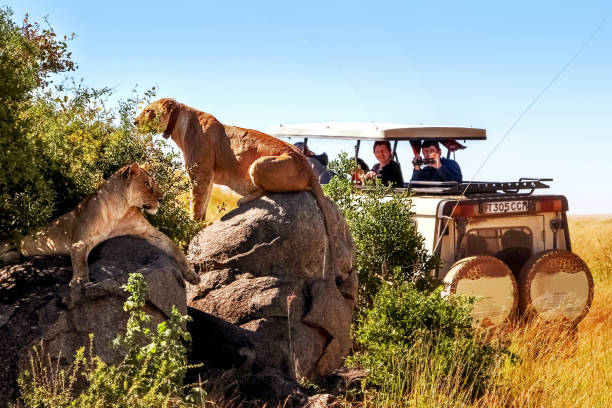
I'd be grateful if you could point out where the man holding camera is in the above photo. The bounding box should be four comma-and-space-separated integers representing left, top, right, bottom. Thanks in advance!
411, 140, 463, 183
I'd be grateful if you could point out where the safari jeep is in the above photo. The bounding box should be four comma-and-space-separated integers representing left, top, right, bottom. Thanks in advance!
271, 122, 594, 330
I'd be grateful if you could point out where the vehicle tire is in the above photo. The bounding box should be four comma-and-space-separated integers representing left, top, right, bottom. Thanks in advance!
443, 256, 518, 329
518, 250, 594, 325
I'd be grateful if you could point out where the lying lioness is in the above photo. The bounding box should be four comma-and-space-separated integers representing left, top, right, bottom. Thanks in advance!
0, 163, 200, 287
134, 99, 337, 272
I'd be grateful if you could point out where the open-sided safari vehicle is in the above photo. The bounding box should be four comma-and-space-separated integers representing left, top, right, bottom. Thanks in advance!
271, 122, 594, 330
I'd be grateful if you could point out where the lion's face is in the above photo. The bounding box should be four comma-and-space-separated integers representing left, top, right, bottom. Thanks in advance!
133, 98, 177, 138
123, 163, 163, 214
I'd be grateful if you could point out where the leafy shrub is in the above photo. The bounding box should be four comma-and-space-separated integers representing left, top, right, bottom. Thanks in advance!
324, 153, 439, 309
18, 273, 204, 407
323, 153, 507, 401
19, 83, 201, 248
0, 8, 201, 247
347, 283, 506, 399
0, 7, 75, 240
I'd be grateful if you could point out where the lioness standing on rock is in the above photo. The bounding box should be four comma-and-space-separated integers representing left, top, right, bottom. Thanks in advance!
134, 98, 337, 273
0, 163, 200, 287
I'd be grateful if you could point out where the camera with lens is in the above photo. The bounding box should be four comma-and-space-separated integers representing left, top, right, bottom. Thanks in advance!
413, 157, 435, 166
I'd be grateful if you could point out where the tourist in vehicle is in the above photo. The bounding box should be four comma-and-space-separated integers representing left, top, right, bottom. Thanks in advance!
294, 142, 334, 184
411, 140, 462, 183
365, 141, 404, 187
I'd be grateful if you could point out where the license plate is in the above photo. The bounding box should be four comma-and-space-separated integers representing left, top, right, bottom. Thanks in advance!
479, 200, 534, 214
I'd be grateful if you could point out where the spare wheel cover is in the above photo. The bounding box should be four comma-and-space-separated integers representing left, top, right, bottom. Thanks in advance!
518, 250, 594, 325
443, 256, 518, 329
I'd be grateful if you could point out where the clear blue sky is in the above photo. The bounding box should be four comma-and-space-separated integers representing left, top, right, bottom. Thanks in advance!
11, 1, 612, 214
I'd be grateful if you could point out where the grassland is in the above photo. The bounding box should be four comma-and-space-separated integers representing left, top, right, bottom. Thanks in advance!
471, 215, 612, 408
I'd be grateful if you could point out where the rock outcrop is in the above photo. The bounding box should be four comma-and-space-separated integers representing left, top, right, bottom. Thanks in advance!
187, 191, 357, 382
0, 236, 188, 405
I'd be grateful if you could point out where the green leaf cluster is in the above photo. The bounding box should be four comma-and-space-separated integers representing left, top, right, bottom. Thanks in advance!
323, 153, 507, 400
18, 273, 205, 407
348, 284, 505, 399
324, 152, 439, 309
0, 8, 200, 247
0, 7, 73, 239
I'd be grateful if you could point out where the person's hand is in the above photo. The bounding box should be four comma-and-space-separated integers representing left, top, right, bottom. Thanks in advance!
422, 150, 442, 169
430, 152, 441, 169
365, 171, 376, 179
412, 155, 422, 170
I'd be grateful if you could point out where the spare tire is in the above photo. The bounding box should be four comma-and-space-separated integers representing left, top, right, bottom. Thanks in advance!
518, 250, 593, 325
443, 256, 518, 329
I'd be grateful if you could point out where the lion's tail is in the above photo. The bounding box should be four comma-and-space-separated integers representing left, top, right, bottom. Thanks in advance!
308, 175, 336, 277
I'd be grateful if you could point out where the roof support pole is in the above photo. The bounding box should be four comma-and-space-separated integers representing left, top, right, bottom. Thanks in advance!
392, 140, 399, 163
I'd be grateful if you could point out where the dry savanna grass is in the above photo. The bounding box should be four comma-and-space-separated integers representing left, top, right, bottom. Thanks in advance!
205, 185, 240, 223
176, 184, 241, 224
472, 214, 612, 408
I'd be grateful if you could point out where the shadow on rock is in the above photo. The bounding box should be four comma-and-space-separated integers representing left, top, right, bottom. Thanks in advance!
0, 236, 188, 406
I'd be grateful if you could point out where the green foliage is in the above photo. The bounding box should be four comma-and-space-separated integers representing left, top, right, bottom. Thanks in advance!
0, 7, 75, 240
18, 273, 205, 407
112, 273, 192, 398
347, 284, 506, 399
324, 153, 507, 401
0, 8, 200, 247
324, 152, 439, 309
17, 83, 201, 247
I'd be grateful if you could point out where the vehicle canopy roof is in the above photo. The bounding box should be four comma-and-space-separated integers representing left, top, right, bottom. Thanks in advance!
269, 122, 486, 141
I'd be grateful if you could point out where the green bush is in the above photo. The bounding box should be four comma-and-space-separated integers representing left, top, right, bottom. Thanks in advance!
324, 153, 439, 309
18, 83, 201, 248
18, 273, 205, 407
323, 153, 507, 402
347, 283, 506, 399
0, 7, 74, 240
0, 8, 200, 247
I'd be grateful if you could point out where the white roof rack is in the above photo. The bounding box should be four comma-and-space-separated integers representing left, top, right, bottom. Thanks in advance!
269, 122, 486, 141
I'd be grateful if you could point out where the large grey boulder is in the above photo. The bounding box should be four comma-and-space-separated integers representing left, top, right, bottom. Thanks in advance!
0, 236, 188, 405
187, 191, 357, 381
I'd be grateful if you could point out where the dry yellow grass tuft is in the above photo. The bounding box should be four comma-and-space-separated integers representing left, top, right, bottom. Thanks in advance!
205, 185, 241, 223
569, 215, 612, 285
473, 215, 612, 408
176, 184, 241, 224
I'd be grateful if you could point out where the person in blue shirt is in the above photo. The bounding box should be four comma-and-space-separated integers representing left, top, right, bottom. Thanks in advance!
411, 140, 462, 183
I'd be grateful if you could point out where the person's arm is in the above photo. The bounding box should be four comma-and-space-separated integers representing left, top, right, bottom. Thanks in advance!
411, 166, 425, 181
365, 163, 380, 180
436, 159, 462, 182
410, 155, 423, 182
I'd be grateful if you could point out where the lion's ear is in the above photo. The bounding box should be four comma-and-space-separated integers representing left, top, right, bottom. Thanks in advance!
123, 162, 141, 179
162, 99, 176, 115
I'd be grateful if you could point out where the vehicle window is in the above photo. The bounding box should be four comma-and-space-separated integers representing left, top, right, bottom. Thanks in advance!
463, 227, 532, 256
462, 227, 533, 276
